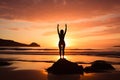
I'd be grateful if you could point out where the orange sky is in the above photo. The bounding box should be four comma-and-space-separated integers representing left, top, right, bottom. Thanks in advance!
0, 0, 120, 49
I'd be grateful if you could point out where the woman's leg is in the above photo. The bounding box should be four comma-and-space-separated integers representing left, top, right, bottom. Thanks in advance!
59, 44, 61, 58
62, 44, 65, 59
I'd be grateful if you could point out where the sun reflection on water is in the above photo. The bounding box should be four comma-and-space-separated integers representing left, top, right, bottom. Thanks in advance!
55, 55, 68, 60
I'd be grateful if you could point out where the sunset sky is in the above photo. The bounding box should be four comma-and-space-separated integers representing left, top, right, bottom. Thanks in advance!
0, 0, 120, 49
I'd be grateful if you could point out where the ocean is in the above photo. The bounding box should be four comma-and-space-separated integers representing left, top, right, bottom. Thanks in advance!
0, 47, 120, 71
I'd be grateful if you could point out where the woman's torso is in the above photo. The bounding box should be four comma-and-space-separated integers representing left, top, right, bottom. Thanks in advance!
59, 34, 65, 44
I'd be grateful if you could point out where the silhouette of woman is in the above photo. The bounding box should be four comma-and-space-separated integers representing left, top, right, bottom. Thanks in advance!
57, 24, 67, 59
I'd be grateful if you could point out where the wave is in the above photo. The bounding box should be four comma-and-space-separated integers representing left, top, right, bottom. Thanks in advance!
0, 51, 120, 58
0, 47, 120, 58
0, 58, 120, 65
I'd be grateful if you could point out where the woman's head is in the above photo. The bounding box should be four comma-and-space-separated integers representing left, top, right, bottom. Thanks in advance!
60, 30, 64, 34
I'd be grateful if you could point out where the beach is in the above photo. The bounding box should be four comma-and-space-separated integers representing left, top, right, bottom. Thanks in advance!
0, 65, 120, 80
0, 47, 120, 80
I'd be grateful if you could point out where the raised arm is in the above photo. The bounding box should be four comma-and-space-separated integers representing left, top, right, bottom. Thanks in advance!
57, 24, 60, 35
64, 24, 67, 35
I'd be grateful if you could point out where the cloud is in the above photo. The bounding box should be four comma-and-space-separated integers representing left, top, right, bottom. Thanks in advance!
42, 31, 56, 36
0, 13, 119, 38
113, 45, 120, 47
0, 0, 120, 22
0, 26, 25, 31
7, 27, 20, 31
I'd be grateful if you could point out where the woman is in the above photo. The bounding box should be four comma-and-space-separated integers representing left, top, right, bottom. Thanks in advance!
57, 24, 67, 58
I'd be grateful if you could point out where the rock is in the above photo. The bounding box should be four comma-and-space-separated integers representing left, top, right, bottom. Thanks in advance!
0, 38, 40, 47
84, 60, 115, 73
29, 42, 40, 47
0, 61, 12, 66
47, 58, 83, 74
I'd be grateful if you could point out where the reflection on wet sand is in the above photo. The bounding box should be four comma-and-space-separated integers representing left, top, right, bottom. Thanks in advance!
0, 67, 47, 80
48, 73, 80, 80
0, 67, 120, 80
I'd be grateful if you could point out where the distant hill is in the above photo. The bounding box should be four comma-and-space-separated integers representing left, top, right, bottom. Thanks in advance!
0, 38, 40, 47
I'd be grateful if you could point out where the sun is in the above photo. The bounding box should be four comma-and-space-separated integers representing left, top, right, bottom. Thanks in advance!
65, 39, 70, 47
65, 37, 74, 48
50, 35, 75, 48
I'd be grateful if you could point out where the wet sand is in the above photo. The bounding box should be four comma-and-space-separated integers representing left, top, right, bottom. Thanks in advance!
0, 67, 120, 80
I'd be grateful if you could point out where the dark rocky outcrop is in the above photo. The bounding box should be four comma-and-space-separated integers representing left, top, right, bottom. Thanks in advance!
0, 59, 12, 66
0, 38, 40, 47
84, 60, 115, 73
29, 42, 40, 47
47, 58, 83, 74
